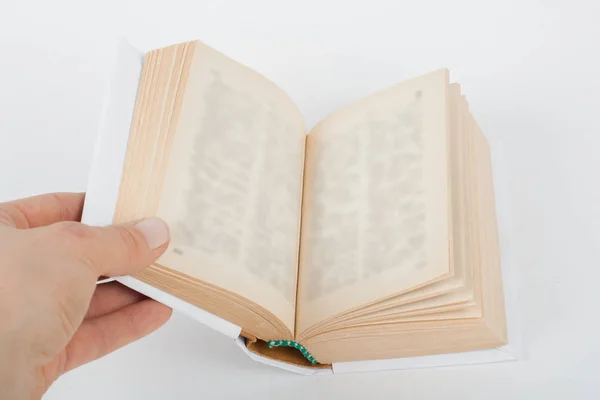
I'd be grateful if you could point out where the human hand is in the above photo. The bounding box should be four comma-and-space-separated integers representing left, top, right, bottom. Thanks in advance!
0, 193, 172, 399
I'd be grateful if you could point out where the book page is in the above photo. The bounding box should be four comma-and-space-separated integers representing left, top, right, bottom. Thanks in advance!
155, 42, 306, 331
297, 70, 450, 334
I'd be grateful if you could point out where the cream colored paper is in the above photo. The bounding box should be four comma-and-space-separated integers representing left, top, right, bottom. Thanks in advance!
155, 43, 306, 331
297, 70, 451, 333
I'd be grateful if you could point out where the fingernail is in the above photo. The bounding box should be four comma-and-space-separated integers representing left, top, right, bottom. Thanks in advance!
135, 218, 170, 249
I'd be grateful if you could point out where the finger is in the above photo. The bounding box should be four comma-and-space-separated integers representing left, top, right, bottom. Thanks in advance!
63, 299, 172, 373
0, 192, 84, 229
85, 282, 146, 319
43, 217, 170, 277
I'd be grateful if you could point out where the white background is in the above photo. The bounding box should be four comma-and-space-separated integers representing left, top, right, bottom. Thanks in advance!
1, 0, 599, 398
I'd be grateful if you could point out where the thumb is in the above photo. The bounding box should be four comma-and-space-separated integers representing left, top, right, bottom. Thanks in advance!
46, 218, 170, 277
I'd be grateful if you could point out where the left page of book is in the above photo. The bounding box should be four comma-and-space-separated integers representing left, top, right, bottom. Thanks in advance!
114, 41, 306, 331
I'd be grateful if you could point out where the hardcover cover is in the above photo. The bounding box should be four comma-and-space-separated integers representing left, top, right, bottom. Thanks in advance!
81, 39, 522, 375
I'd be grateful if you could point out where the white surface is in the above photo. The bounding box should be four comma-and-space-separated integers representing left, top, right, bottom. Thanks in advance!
83, 39, 520, 375
1, 0, 599, 398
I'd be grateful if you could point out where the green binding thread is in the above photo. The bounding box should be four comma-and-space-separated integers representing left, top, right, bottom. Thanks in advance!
267, 340, 319, 364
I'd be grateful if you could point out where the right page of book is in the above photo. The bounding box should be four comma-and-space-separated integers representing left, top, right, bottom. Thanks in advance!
296, 70, 451, 334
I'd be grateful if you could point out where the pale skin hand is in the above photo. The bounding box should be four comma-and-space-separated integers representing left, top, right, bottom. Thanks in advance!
0, 192, 173, 399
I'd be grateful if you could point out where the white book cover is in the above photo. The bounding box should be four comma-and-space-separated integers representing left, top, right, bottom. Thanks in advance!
81, 39, 522, 375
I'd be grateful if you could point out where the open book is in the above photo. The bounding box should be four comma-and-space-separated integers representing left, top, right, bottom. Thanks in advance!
108, 40, 507, 368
